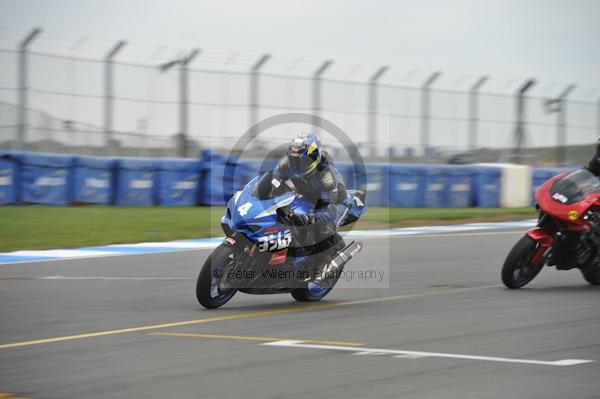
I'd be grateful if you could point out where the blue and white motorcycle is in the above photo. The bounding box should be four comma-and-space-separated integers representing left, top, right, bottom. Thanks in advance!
196, 170, 366, 309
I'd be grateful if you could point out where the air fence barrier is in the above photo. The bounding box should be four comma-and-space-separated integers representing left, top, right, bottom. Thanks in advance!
157, 158, 202, 206
471, 167, 502, 208
73, 156, 116, 205
388, 164, 422, 208
114, 158, 158, 206
0, 151, 573, 209
17, 152, 76, 205
0, 152, 18, 205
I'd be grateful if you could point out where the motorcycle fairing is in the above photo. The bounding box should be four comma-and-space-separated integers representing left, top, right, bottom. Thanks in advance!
536, 171, 600, 228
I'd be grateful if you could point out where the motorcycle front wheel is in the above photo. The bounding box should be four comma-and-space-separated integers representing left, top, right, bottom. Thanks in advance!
501, 235, 545, 289
196, 244, 238, 308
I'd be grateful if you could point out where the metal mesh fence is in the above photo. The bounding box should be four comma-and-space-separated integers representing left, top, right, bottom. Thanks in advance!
0, 46, 598, 164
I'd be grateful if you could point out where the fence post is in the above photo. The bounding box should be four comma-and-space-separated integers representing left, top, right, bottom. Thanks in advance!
159, 49, 200, 158
420, 71, 441, 155
248, 53, 271, 140
513, 79, 536, 164
179, 49, 200, 158
555, 85, 576, 164
103, 40, 126, 155
367, 66, 389, 157
597, 97, 600, 139
468, 76, 488, 150
312, 60, 333, 130
16, 28, 41, 151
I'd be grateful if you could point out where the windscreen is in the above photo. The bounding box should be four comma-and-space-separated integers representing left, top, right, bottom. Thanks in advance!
252, 171, 294, 200
549, 169, 600, 205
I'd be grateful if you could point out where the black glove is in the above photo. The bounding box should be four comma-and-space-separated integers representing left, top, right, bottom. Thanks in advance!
588, 212, 600, 236
290, 213, 314, 226
589, 212, 600, 225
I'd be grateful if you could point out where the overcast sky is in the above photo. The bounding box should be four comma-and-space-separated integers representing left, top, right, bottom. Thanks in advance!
1, 0, 599, 97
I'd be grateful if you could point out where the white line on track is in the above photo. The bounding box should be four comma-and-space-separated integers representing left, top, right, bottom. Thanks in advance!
39, 276, 194, 281
358, 230, 524, 239
0, 224, 532, 265
262, 340, 594, 367
0, 230, 527, 266
0, 248, 200, 265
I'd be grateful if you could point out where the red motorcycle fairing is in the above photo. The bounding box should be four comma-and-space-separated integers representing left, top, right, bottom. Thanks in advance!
527, 171, 600, 265
526, 228, 554, 264
535, 173, 600, 230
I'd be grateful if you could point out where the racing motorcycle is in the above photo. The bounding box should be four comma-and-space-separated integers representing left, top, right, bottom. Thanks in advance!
502, 168, 600, 288
196, 170, 366, 308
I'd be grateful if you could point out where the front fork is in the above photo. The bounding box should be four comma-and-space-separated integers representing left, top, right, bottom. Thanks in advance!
526, 228, 554, 265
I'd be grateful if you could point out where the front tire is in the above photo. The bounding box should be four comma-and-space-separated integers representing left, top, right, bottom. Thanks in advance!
502, 235, 545, 289
196, 244, 238, 309
581, 269, 600, 286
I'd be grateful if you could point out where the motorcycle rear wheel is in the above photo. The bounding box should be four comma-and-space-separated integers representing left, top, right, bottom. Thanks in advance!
502, 235, 544, 289
196, 244, 238, 309
291, 279, 338, 302
581, 269, 600, 285
291, 237, 345, 302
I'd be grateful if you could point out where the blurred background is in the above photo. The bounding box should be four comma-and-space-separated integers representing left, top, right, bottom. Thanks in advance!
0, 0, 599, 165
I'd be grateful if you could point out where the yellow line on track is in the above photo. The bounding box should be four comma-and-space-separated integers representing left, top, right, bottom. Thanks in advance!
0, 393, 28, 399
149, 332, 364, 347
0, 284, 499, 350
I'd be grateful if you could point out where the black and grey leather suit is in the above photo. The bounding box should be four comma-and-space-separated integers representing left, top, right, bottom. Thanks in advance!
273, 151, 348, 255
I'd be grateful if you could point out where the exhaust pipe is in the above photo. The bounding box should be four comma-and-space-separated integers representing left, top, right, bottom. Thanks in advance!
317, 241, 363, 281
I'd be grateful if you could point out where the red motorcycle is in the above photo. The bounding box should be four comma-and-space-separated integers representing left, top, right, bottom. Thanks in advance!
502, 169, 600, 288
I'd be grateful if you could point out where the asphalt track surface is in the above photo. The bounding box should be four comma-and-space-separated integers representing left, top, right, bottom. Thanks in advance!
1, 229, 599, 399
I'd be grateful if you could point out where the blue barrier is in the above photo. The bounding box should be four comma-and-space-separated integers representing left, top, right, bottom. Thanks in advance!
73, 156, 116, 205
0, 152, 18, 205
336, 162, 355, 190
200, 158, 278, 206
199, 160, 224, 206
388, 165, 423, 207
156, 158, 202, 206
445, 166, 473, 207
244, 158, 279, 178
4, 150, 581, 209
114, 158, 157, 206
420, 166, 445, 207
471, 167, 501, 208
364, 164, 390, 207
336, 162, 369, 192
531, 168, 559, 204
18, 152, 75, 205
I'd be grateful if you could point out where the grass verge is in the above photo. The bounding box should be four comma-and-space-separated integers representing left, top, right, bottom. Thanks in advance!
0, 206, 535, 252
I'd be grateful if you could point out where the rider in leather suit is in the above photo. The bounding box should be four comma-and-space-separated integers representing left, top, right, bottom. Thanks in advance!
273, 133, 349, 274
582, 141, 600, 233
585, 140, 600, 176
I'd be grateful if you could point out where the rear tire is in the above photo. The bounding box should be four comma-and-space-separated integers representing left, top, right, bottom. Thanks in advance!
581, 269, 600, 286
196, 244, 237, 309
291, 281, 337, 302
291, 235, 345, 302
502, 235, 544, 289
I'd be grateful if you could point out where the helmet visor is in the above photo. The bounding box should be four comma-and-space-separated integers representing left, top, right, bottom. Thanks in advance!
288, 153, 317, 176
